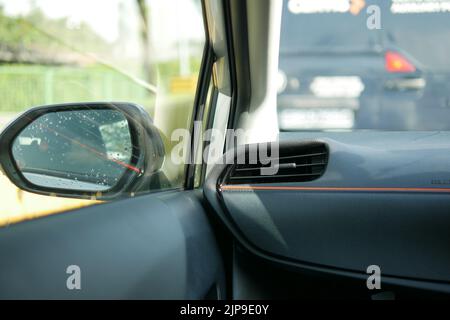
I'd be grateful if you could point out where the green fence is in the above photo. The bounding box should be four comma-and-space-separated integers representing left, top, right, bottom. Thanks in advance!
0, 64, 155, 113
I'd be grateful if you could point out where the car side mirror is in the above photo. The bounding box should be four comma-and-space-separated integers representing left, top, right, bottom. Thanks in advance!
0, 102, 165, 200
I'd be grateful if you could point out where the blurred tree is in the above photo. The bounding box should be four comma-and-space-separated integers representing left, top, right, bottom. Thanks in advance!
0, 6, 109, 65
136, 0, 156, 85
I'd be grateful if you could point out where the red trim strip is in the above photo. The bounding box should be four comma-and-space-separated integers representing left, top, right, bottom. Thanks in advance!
220, 185, 450, 193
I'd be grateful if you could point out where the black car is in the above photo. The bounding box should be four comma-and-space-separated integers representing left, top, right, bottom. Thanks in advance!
278, 0, 450, 131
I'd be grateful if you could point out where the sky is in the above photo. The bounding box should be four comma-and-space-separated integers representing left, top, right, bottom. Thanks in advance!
0, 0, 204, 44
0, 0, 122, 42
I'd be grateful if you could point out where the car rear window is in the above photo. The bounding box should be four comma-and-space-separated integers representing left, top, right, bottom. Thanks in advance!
384, 8, 450, 71
281, 0, 450, 70
280, 0, 382, 53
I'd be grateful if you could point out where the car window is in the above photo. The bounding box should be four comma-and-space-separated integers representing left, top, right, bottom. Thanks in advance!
384, 8, 450, 72
281, 0, 381, 53
0, 0, 204, 225
278, 0, 450, 132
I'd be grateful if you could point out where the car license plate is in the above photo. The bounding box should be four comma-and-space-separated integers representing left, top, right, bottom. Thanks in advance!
279, 108, 355, 130
310, 76, 365, 98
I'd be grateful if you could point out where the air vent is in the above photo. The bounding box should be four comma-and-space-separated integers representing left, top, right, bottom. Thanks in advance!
227, 143, 328, 184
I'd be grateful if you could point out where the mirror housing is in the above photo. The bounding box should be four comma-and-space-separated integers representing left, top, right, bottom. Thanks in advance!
0, 102, 165, 200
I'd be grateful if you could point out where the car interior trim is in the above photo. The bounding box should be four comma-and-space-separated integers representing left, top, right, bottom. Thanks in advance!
220, 185, 450, 193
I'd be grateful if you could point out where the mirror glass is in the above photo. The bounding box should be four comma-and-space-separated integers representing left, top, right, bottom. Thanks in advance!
12, 109, 134, 192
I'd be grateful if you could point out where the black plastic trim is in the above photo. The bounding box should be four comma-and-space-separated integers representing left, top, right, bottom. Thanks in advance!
185, 0, 214, 190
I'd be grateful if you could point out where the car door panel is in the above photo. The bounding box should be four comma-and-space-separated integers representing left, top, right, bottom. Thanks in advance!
0, 190, 224, 299
221, 191, 450, 282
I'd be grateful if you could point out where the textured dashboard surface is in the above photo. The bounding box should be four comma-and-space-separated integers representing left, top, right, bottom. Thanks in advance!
206, 132, 450, 283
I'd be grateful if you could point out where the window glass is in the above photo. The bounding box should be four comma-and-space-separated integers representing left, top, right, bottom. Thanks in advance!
278, 0, 450, 132
12, 110, 133, 191
281, 1, 380, 52
384, 8, 450, 72
0, 0, 204, 225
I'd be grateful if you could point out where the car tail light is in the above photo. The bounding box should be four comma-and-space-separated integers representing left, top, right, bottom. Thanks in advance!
385, 51, 416, 73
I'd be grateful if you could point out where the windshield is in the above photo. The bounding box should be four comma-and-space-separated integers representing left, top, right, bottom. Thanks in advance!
278, 0, 450, 131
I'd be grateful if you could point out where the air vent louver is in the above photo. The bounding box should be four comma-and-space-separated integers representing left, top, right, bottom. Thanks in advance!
227, 143, 328, 184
